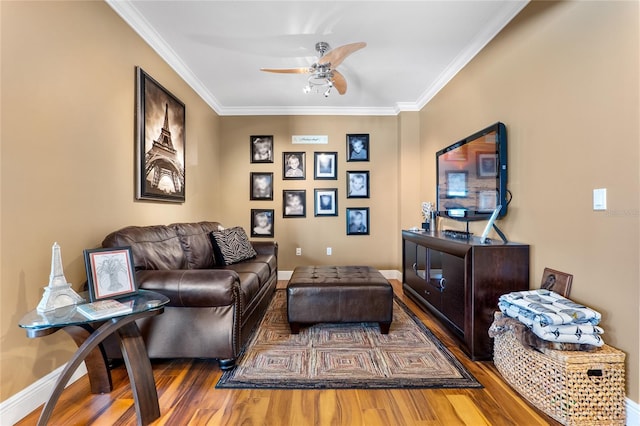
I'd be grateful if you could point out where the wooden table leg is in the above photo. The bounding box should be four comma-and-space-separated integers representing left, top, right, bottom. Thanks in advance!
118, 321, 161, 425
63, 324, 112, 393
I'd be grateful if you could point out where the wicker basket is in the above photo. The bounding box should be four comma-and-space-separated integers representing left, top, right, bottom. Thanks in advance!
492, 313, 626, 425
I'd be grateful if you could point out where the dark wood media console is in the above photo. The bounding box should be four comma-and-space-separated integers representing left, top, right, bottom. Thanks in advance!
402, 230, 530, 360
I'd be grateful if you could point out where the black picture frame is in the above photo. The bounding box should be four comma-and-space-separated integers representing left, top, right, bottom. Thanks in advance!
314, 188, 338, 216
250, 209, 274, 238
250, 172, 273, 200
314, 152, 337, 179
135, 67, 186, 203
83, 247, 138, 302
346, 134, 369, 162
250, 135, 274, 163
446, 171, 468, 198
283, 190, 306, 218
346, 207, 369, 235
477, 152, 498, 178
347, 171, 369, 198
283, 152, 306, 180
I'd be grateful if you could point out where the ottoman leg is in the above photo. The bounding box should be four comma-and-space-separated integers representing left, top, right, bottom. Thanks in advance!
379, 322, 391, 334
289, 322, 301, 334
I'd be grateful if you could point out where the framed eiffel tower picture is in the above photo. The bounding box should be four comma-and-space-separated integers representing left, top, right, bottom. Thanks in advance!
135, 67, 186, 202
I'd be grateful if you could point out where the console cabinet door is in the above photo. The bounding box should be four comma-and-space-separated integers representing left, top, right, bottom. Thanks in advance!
440, 253, 465, 333
404, 240, 426, 295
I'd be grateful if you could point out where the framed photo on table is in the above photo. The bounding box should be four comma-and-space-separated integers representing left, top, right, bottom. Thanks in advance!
135, 67, 186, 203
83, 247, 138, 301
541, 267, 573, 297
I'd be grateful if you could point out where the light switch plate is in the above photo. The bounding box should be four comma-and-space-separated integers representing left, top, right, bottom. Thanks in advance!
593, 188, 607, 210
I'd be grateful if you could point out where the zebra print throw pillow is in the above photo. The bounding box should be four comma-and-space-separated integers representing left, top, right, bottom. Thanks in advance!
210, 226, 257, 265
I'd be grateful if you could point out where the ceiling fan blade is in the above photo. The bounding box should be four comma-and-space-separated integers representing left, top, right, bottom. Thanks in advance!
260, 67, 312, 74
331, 70, 347, 95
319, 42, 366, 68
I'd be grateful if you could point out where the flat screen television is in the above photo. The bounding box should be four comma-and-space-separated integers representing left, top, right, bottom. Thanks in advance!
436, 122, 508, 221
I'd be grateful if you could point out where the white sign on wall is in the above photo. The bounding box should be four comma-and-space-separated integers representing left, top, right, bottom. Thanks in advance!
291, 135, 328, 144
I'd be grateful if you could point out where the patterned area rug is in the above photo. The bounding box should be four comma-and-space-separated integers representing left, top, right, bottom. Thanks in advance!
217, 290, 482, 389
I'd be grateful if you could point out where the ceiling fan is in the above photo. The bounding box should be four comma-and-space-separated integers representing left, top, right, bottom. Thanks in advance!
260, 41, 366, 97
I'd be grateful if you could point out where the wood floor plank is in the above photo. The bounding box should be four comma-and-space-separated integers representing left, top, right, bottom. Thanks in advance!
15, 280, 562, 426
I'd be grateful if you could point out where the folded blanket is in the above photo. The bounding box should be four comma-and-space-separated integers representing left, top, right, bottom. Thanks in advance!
531, 322, 604, 347
498, 289, 601, 327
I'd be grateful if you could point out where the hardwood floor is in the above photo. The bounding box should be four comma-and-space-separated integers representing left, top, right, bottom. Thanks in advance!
16, 280, 560, 425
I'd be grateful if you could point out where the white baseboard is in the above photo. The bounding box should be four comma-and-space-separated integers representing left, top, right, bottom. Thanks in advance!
0, 363, 87, 425
627, 397, 640, 426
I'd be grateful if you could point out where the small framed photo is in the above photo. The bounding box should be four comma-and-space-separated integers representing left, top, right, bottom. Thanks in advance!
251, 209, 274, 238
446, 171, 468, 197
283, 190, 306, 218
346, 134, 369, 162
314, 188, 338, 216
477, 152, 498, 178
541, 267, 573, 297
250, 135, 274, 163
314, 152, 337, 179
347, 171, 369, 198
283, 152, 306, 180
250, 172, 273, 200
346, 207, 369, 235
83, 247, 138, 301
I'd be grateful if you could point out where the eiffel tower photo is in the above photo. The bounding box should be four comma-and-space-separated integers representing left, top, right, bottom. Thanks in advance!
136, 68, 186, 202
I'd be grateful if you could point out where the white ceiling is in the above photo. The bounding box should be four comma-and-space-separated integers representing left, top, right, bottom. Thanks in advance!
107, 1, 528, 116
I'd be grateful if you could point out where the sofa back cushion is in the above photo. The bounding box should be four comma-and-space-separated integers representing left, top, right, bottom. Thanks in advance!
171, 222, 222, 269
102, 225, 186, 270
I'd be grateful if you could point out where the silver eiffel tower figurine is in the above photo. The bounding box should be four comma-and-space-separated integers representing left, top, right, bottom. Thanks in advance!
36, 242, 84, 312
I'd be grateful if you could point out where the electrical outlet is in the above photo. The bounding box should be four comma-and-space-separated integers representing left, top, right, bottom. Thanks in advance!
326, 247, 332, 255
296, 247, 302, 256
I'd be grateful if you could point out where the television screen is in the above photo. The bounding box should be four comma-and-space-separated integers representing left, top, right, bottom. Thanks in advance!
436, 122, 508, 221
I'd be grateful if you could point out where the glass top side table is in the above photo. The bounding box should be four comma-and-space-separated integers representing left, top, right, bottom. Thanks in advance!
19, 289, 169, 426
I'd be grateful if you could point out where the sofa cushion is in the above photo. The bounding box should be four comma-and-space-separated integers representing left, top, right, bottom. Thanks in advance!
225, 261, 270, 287
102, 225, 186, 270
210, 227, 257, 265
172, 222, 216, 269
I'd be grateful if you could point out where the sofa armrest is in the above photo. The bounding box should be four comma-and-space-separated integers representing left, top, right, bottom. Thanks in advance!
251, 241, 278, 257
136, 269, 240, 308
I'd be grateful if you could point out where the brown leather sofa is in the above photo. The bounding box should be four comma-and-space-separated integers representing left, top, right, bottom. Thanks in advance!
101, 221, 277, 370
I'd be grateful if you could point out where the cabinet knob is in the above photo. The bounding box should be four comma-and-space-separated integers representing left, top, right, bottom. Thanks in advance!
439, 278, 446, 290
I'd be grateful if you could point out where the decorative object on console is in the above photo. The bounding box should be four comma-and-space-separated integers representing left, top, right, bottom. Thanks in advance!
421, 201, 434, 231
83, 247, 138, 302
36, 242, 84, 312
135, 67, 186, 203
540, 267, 573, 297
210, 226, 258, 265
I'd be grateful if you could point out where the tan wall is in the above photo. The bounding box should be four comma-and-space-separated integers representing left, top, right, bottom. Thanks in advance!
1, 1, 221, 399
219, 115, 400, 270
419, 1, 639, 401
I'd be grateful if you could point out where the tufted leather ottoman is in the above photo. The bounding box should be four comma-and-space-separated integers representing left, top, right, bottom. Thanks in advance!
286, 266, 393, 334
